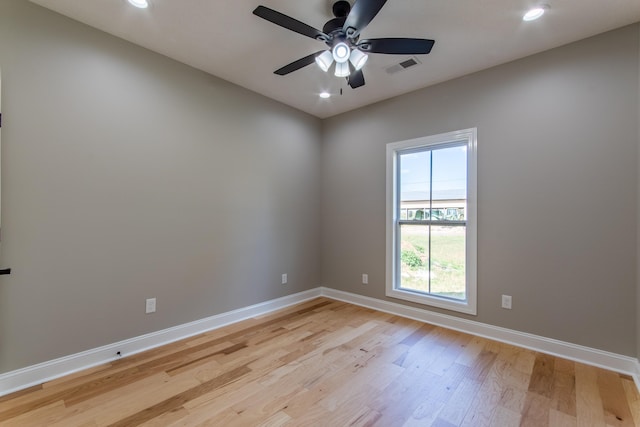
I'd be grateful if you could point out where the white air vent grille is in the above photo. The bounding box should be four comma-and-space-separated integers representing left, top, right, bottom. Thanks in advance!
385, 56, 422, 74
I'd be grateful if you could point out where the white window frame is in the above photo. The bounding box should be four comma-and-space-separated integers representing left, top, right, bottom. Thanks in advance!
385, 128, 477, 315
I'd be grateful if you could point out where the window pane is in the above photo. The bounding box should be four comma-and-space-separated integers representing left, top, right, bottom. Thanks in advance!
399, 224, 430, 293
432, 145, 467, 221
430, 225, 466, 300
399, 150, 431, 206
400, 224, 466, 301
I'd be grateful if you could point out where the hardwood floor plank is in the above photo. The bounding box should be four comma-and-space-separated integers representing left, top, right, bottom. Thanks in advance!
0, 386, 69, 422
316, 346, 405, 410
488, 405, 521, 427
399, 323, 436, 346
106, 364, 252, 427
171, 380, 270, 425
497, 385, 527, 415
426, 331, 473, 376
231, 323, 386, 421
372, 366, 441, 426
280, 322, 405, 424
455, 336, 486, 367
466, 349, 497, 383
549, 408, 578, 427
182, 319, 385, 423
42, 364, 114, 390
550, 360, 577, 417
622, 378, 640, 426
0, 399, 68, 426
255, 410, 292, 427
1, 297, 637, 427
460, 355, 509, 426
436, 376, 483, 425
137, 407, 190, 427
520, 391, 551, 427
52, 372, 198, 426
528, 352, 555, 398
575, 362, 607, 427
345, 406, 382, 427
431, 419, 459, 427
597, 369, 635, 426
275, 344, 404, 421
514, 347, 537, 376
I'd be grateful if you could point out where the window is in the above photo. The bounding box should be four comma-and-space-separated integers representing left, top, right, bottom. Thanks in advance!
386, 128, 477, 314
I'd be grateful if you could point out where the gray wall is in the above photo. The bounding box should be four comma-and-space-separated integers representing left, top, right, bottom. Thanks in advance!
0, 0, 322, 373
322, 24, 639, 356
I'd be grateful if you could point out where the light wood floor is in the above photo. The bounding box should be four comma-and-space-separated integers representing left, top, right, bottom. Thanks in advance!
0, 298, 638, 426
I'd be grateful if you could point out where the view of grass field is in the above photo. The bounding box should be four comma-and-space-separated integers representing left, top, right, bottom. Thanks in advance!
399, 225, 466, 300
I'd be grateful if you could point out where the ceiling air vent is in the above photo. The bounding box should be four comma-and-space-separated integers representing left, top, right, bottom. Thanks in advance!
385, 56, 422, 75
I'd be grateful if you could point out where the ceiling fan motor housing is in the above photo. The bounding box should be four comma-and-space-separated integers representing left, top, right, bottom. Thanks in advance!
332, 1, 351, 18
322, 17, 346, 35
323, 1, 352, 39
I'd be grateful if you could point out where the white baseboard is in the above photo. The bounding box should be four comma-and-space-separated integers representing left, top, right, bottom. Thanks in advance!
319, 287, 639, 380
0, 288, 322, 397
1, 286, 638, 397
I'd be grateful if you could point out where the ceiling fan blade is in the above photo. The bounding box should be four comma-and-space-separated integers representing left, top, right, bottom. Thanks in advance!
253, 6, 328, 41
348, 69, 365, 89
274, 51, 325, 76
342, 0, 388, 39
358, 38, 435, 54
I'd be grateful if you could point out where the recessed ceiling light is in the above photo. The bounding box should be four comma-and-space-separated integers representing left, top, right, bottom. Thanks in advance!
319, 92, 331, 99
523, 5, 549, 21
128, 0, 149, 9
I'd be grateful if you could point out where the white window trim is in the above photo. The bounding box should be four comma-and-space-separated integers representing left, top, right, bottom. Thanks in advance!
385, 128, 477, 315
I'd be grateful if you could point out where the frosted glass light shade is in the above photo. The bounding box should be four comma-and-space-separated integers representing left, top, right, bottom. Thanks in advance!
334, 61, 350, 77
349, 49, 368, 70
315, 51, 333, 72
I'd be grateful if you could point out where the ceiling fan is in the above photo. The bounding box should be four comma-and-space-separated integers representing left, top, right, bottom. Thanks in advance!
253, 0, 435, 89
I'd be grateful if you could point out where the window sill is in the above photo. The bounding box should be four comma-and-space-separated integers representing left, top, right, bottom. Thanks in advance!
386, 287, 477, 315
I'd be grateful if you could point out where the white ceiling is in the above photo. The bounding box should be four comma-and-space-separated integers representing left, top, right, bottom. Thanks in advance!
29, 0, 640, 119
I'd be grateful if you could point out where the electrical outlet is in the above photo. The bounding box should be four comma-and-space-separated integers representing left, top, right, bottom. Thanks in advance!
501, 295, 512, 310
362, 274, 368, 284
145, 298, 156, 314
281, 273, 287, 284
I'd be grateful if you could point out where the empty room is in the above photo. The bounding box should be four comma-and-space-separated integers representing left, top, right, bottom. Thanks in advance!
0, 0, 639, 425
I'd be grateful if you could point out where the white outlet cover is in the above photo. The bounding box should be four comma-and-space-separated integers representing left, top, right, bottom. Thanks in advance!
501, 295, 512, 309
281, 274, 287, 284
145, 298, 156, 314
362, 274, 368, 284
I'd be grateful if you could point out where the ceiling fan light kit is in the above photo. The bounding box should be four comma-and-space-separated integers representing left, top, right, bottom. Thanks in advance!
253, 0, 435, 90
